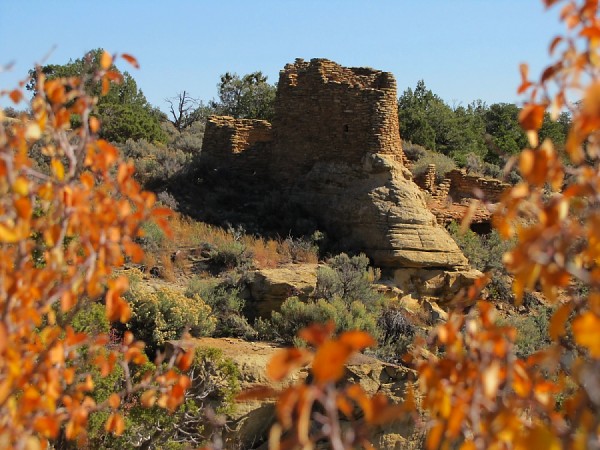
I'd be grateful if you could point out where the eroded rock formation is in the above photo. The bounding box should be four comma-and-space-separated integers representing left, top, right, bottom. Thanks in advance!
201, 58, 469, 272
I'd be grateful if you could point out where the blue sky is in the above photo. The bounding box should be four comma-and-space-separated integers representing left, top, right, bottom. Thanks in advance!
0, 1, 562, 113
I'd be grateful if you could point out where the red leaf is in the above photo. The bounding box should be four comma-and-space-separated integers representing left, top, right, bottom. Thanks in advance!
121, 53, 140, 69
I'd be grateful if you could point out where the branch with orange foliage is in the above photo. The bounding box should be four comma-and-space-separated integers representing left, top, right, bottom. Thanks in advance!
0, 51, 191, 448
416, 0, 600, 448
237, 322, 413, 450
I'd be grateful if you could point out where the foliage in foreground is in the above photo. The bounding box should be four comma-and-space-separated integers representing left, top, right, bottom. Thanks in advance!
0, 52, 192, 447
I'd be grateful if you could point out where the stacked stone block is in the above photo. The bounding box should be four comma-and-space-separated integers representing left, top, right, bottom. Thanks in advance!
202, 116, 273, 178
445, 169, 509, 203
271, 58, 408, 182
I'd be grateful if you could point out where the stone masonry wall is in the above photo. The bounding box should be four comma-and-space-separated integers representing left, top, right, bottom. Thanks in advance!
202, 116, 273, 178
271, 58, 407, 182
445, 169, 509, 203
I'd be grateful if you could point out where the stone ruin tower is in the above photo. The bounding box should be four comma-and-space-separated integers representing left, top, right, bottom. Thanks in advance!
201, 58, 470, 274
270, 58, 408, 181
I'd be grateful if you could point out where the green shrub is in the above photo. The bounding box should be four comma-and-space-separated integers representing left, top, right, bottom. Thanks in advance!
262, 296, 379, 345
402, 140, 428, 162
118, 138, 191, 185
209, 240, 253, 272
373, 305, 420, 363
126, 285, 216, 355
187, 280, 256, 339
138, 220, 166, 255
70, 302, 110, 335
315, 253, 382, 306
410, 149, 457, 182
501, 304, 552, 358
447, 222, 512, 273
86, 348, 239, 449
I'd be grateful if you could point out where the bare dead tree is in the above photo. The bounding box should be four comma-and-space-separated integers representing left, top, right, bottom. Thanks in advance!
166, 91, 203, 132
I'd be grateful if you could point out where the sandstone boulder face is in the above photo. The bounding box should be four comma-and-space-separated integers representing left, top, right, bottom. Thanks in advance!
292, 153, 468, 270
248, 264, 319, 319
188, 337, 415, 449
393, 267, 483, 302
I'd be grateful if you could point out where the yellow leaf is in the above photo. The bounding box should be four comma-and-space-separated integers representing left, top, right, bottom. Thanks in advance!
13, 176, 29, 195
482, 361, 501, 399
0, 223, 20, 243
25, 123, 41, 140
51, 159, 65, 181
140, 390, 156, 407
100, 50, 112, 70
573, 312, 600, 358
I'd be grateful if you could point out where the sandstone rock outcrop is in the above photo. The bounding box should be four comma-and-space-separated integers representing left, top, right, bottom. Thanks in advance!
201, 58, 469, 271
248, 264, 319, 319
182, 337, 415, 449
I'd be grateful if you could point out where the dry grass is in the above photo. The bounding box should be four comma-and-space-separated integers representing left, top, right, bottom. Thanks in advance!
141, 213, 319, 277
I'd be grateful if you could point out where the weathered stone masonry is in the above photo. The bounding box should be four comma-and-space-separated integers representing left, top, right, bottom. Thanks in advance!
271, 58, 408, 182
202, 116, 273, 178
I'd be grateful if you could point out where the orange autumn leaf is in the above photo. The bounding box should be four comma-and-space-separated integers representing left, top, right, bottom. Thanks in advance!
549, 303, 574, 341
104, 413, 125, 436
101, 77, 110, 96
89, 116, 100, 133
176, 350, 194, 372
298, 321, 335, 346
338, 330, 376, 352
100, 50, 112, 70
108, 393, 120, 410
140, 390, 157, 408
312, 340, 353, 384
9, 89, 22, 104
33, 416, 60, 439
236, 385, 279, 402
573, 311, 600, 357
519, 103, 546, 131
121, 53, 140, 69
266, 348, 313, 381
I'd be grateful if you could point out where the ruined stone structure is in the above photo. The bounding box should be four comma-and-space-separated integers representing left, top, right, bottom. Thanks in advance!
416, 166, 510, 226
271, 59, 408, 181
202, 116, 273, 178
201, 58, 469, 271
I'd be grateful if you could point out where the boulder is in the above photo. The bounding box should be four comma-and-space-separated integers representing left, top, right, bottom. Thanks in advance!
188, 337, 415, 449
292, 153, 469, 270
248, 264, 319, 319
393, 267, 483, 302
